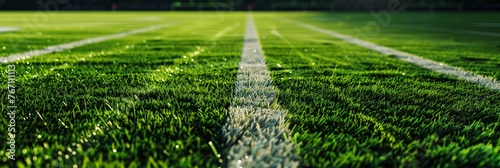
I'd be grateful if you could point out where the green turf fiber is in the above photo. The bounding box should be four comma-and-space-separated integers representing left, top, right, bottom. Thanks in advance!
0, 12, 246, 167
254, 13, 500, 167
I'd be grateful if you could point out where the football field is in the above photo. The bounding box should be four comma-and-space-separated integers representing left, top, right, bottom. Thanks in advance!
1, 12, 499, 167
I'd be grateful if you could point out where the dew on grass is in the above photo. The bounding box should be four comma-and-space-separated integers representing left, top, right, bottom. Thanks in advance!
277, 63, 282, 67
113, 149, 117, 153
2, 46, 6, 50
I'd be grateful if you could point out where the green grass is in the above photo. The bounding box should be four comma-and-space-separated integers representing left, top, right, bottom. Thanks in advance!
1, 11, 499, 167
0, 12, 246, 167
273, 12, 500, 80
0, 12, 217, 56
254, 13, 500, 167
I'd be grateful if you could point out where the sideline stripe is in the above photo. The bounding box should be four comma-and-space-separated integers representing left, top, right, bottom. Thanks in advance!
0, 27, 20, 33
222, 14, 300, 167
291, 21, 500, 91
0, 23, 177, 63
392, 24, 500, 37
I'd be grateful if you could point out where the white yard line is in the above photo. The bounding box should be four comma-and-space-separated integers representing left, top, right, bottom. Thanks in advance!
0, 27, 20, 33
213, 24, 238, 40
222, 14, 300, 167
392, 24, 500, 37
0, 23, 178, 63
291, 21, 500, 91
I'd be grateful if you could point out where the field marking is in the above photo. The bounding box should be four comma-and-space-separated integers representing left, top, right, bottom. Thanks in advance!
0, 22, 178, 63
213, 23, 239, 40
392, 24, 500, 37
222, 14, 300, 167
0, 27, 20, 33
290, 21, 500, 91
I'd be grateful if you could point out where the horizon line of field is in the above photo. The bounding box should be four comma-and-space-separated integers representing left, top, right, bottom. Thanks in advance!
287, 20, 500, 91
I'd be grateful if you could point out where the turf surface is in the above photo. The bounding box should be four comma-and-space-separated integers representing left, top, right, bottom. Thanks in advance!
254, 13, 500, 167
277, 12, 500, 80
1, 12, 246, 167
1, 11, 499, 167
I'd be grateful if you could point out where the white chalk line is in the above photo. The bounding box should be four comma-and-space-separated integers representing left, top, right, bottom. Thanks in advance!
0, 27, 20, 33
290, 21, 500, 91
222, 14, 300, 167
0, 22, 178, 64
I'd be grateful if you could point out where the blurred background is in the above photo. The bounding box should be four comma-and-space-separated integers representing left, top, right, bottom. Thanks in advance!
0, 0, 499, 11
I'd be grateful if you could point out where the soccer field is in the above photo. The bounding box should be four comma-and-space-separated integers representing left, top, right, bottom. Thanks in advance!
1, 12, 499, 167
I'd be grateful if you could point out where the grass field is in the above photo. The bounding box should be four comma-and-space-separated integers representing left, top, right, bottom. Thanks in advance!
1, 12, 499, 167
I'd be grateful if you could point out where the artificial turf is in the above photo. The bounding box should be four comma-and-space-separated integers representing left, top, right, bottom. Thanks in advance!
1, 12, 246, 167
274, 12, 500, 80
254, 13, 500, 167
1, 11, 499, 167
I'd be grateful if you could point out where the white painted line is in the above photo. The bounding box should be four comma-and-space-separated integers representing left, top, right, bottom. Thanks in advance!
291, 21, 500, 91
0, 27, 20, 33
392, 24, 500, 37
0, 23, 178, 63
222, 14, 300, 167
213, 24, 239, 40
